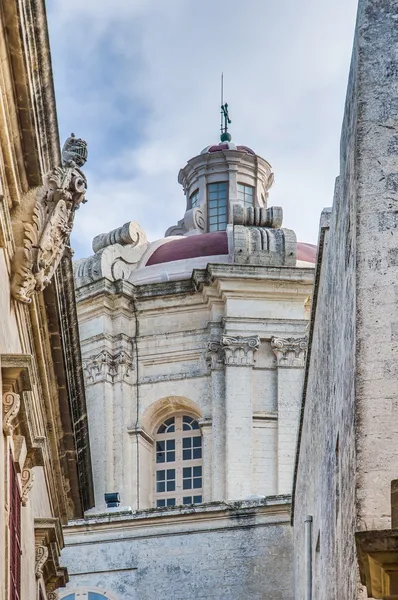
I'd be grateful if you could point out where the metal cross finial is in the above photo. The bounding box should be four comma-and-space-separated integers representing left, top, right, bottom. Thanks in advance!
220, 73, 232, 142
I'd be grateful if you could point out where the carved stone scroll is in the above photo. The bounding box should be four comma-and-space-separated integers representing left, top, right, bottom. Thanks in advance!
92, 221, 148, 253
35, 545, 49, 579
206, 341, 224, 370
271, 337, 308, 367
233, 204, 283, 228
21, 467, 35, 506
11, 134, 88, 303
3, 392, 21, 436
222, 335, 260, 366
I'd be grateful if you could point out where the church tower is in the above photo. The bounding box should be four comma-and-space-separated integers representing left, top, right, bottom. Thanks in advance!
60, 116, 316, 600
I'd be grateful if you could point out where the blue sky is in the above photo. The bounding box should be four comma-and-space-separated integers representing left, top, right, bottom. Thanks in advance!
47, 0, 358, 258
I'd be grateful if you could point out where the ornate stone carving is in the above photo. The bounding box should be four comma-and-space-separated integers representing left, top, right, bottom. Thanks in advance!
83, 350, 134, 383
3, 391, 20, 436
21, 467, 35, 506
47, 593, 59, 600
271, 337, 308, 367
11, 134, 88, 303
206, 341, 224, 370
165, 206, 205, 237
233, 204, 283, 228
35, 545, 49, 579
222, 335, 260, 366
232, 204, 297, 267
92, 221, 147, 253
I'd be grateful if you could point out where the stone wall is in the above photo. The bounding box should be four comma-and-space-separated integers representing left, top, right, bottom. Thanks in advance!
60, 499, 293, 600
293, 1, 398, 598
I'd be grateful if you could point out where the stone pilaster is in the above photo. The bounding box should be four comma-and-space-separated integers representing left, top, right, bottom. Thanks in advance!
207, 339, 225, 501
222, 335, 260, 500
271, 336, 307, 494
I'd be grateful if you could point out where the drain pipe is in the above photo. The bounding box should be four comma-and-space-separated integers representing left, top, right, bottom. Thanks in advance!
305, 516, 313, 600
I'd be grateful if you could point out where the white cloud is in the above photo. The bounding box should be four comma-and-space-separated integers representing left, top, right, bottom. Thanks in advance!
47, 0, 358, 257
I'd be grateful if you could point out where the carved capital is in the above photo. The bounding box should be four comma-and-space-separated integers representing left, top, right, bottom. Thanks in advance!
222, 335, 260, 366
11, 135, 88, 304
21, 467, 35, 506
3, 392, 21, 436
35, 545, 49, 579
206, 341, 224, 370
83, 349, 134, 384
271, 337, 308, 367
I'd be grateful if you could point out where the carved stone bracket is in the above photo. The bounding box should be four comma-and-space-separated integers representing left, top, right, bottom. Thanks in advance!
21, 467, 35, 506
3, 391, 21, 436
271, 337, 308, 367
83, 349, 134, 384
35, 545, 49, 579
34, 518, 68, 590
11, 134, 88, 304
222, 335, 260, 366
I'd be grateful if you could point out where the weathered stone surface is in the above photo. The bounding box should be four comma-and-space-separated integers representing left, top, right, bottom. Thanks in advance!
293, 1, 398, 599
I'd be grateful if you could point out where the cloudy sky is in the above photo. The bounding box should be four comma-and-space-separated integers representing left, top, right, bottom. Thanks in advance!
47, 0, 358, 258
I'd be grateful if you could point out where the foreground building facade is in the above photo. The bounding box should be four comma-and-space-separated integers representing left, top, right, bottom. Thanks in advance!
0, 1, 94, 598
293, 0, 398, 599
60, 140, 316, 599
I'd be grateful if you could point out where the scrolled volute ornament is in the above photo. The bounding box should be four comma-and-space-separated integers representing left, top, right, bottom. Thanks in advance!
11, 134, 88, 304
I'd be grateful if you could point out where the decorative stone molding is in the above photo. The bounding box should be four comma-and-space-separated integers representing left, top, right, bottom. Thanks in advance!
92, 220, 147, 253
165, 206, 205, 237
222, 335, 260, 366
83, 349, 134, 384
3, 391, 21, 436
34, 518, 68, 590
271, 337, 308, 367
232, 204, 297, 267
11, 134, 88, 303
21, 467, 35, 506
206, 341, 224, 370
233, 204, 283, 228
35, 545, 49, 579
74, 220, 149, 285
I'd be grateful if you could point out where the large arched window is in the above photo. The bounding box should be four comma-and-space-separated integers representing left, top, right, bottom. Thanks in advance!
155, 414, 203, 507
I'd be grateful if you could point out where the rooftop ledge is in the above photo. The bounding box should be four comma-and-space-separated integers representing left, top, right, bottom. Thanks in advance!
66, 495, 292, 530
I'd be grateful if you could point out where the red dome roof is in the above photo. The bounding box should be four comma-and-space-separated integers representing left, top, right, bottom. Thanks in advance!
145, 233, 317, 267
146, 232, 228, 266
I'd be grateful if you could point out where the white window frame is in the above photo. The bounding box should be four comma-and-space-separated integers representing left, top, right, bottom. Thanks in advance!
154, 413, 203, 507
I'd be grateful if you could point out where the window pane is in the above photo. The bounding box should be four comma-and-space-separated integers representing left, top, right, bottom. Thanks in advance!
166, 498, 176, 506
193, 437, 201, 447
193, 478, 202, 489
193, 448, 202, 459
183, 479, 192, 490
193, 496, 202, 504
193, 466, 202, 477
167, 469, 175, 478
157, 499, 166, 507
166, 451, 175, 462
183, 438, 191, 448
157, 471, 165, 481
183, 496, 192, 504
89, 594, 110, 600
183, 449, 191, 460
167, 440, 175, 450
167, 481, 175, 491
191, 421, 199, 430
183, 467, 191, 478
157, 482, 165, 492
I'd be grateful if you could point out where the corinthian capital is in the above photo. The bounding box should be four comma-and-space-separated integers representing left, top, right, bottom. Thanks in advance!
222, 335, 260, 366
271, 337, 307, 367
